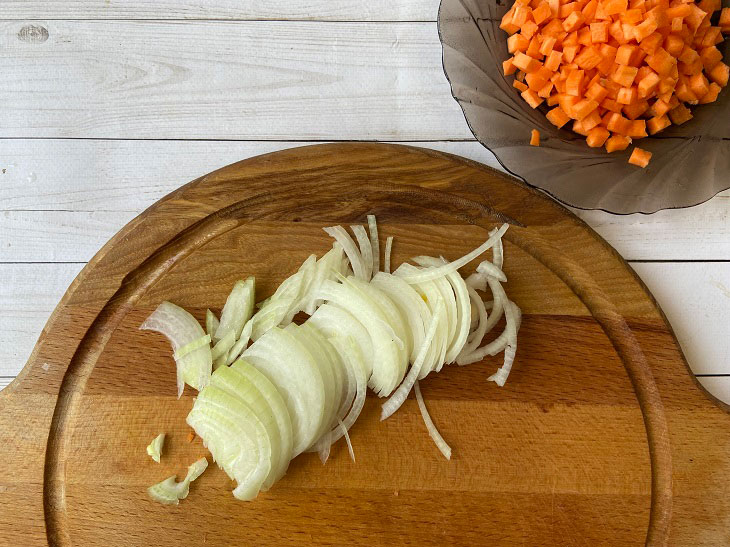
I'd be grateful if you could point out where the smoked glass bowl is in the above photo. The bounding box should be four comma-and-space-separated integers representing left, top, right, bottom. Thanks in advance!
438, 0, 730, 214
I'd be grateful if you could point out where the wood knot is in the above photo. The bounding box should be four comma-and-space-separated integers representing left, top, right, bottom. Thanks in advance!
18, 24, 49, 44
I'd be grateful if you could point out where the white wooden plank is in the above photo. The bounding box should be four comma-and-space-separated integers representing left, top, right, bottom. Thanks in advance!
0, 1, 435, 21
574, 197, 730, 261
0, 263, 84, 376
0, 140, 500, 212
0, 21, 468, 140
0, 262, 727, 382
631, 262, 730, 376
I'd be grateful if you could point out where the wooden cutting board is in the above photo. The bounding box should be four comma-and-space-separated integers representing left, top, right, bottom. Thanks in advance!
1, 143, 729, 546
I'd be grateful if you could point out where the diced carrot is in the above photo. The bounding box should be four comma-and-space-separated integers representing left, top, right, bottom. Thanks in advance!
720, 8, 730, 31
603, 0, 629, 16
538, 81, 555, 97
572, 98, 600, 119
708, 62, 729, 87
689, 72, 710, 98
666, 4, 692, 18
533, 1, 554, 24
526, 71, 549, 91
586, 81, 610, 101
634, 19, 660, 42
617, 86, 639, 104
623, 99, 650, 118
508, 34, 530, 53
698, 0, 721, 15
542, 18, 565, 37
612, 64, 640, 86
601, 97, 624, 112
646, 47, 677, 75
626, 119, 649, 137
530, 129, 541, 146
679, 45, 700, 65
628, 147, 652, 167
678, 58, 703, 75
514, 80, 530, 92
635, 66, 654, 83
674, 78, 698, 102
646, 6, 669, 28
546, 105, 572, 127
522, 20, 540, 39
512, 4, 533, 26
586, 126, 611, 147
563, 44, 581, 62
639, 32, 664, 53
582, 108, 604, 130
621, 8, 644, 24
664, 34, 685, 56
527, 36, 543, 58
504, 58, 518, 76
560, 2, 580, 18
575, 46, 604, 69
615, 44, 637, 65
522, 88, 545, 108
637, 70, 661, 97
513, 52, 542, 73
699, 46, 723, 71
582, 0, 599, 21
500, 9, 520, 34
652, 97, 671, 116
609, 20, 631, 44
572, 119, 590, 136
590, 21, 609, 42
647, 114, 671, 133
566, 68, 586, 95
658, 77, 677, 94
578, 27, 593, 45
605, 135, 632, 152
606, 112, 633, 133
547, 93, 561, 106
699, 81, 721, 103
559, 93, 581, 115
670, 16, 683, 32
668, 103, 693, 123
563, 11, 584, 31
540, 36, 558, 56
516, 70, 526, 82
545, 49, 564, 71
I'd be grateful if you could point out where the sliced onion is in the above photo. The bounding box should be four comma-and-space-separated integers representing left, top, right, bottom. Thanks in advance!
215, 277, 255, 341
339, 418, 355, 462
384, 236, 394, 274
487, 301, 522, 386
141, 301, 212, 395
146, 433, 165, 463
414, 381, 451, 460
225, 319, 252, 366
243, 327, 325, 456
367, 215, 380, 275
475, 260, 507, 283
147, 457, 208, 505
489, 227, 504, 270
205, 309, 220, 339
173, 334, 211, 361
323, 226, 365, 281
351, 225, 373, 281
458, 285, 488, 359
394, 224, 509, 284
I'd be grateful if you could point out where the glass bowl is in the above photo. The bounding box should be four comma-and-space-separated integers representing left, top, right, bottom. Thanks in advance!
438, 0, 730, 214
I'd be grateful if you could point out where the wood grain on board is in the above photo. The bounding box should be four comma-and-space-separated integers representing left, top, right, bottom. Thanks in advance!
0, 143, 728, 546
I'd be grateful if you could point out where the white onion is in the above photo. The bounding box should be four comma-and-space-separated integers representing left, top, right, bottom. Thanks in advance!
323, 226, 365, 281
351, 225, 373, 281
367, 214, 380, 275
148, 457, 208, 505
384, 236, 393, 274
414, 381, 451, 460
215, 277, 255, 341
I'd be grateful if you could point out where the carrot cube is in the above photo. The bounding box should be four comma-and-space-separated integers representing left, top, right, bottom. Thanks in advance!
508, 34, 530, 53
521, 89, 545, 108
638, 71, 661, 97
559, 2, 580, 18
639, 32, 664, 53
664, 34, 684, 55
542, 18, 565, 37
563, 44, 581, 63
546, 106, 572, 127
578, 27, 593, 46
720, 7, 730, 30
699, 46, 723, 70
679, 45, 700, 65
586, 81, 610, 101
516, 70, 526, 82
697, 0, 721, 13
527, 36, 543, 58
512, 4, 533, 26
670, 17, 683, 32
674, 79, 698, 102
566, 69, 586, 95
612, 64, 640, 86
689, 72, 710, 98
526, 71, 550, 91
635, 66, 654, 83
575, 46, 604, 70
615, 45, 637, 65
513, 52, 542, 73
606, 112, 632, 133
668, 103, 693, 124
590, 21, 609, 42
647, 114, 671, 133
522, 20, 541, 40
621, 8, 643, 24
586, 126, 611, 147
646, 6, 669, 28
628, 147, 652, 167
626, 119, 648, 137
538, 81, 555, 97
603, 0, 629, 16
513, 80, 529, 91
504, 58, 518, 76
500, 9, 520, 34
699, 81, 721, 103
573, 98, 600, 119
605, 135, 632, 152
617, 86, 638, 104
563, 11, 584, 31
646, 47, 676, 75
678, 57, 702, 75
708, 62, 729, 87
623, 99, 650, 118
545, 50, 564, 71
634, 19, 660, 42
530, 129, 541, 146
601, 97, 623, 112
582, 0, 599, 21
547, 93, 561, 106
700, 27, 722, 48
572, 119, 590, 136
559, 93, 581, 115
540, 36, 558, 56
666, 4, 692, 18
650, 98, 670, 116
533, 1, 553, 24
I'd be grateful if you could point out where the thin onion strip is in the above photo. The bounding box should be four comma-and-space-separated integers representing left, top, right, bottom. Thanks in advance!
414, 381, 451, 460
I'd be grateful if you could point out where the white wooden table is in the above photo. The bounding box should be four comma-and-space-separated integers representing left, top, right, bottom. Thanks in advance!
1, 1, 728, 400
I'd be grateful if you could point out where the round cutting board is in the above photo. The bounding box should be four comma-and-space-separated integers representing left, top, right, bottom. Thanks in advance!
1, 143, 729, 546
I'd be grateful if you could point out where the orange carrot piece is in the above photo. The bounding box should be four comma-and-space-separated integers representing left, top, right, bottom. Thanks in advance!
575, 46, 604, 69
586, 81, 610, 101
615, 44, 637, 65
526, 71, 550, 91
699, 81, 721, 103
563, 44, 581, 62
612, 64, 640, 86
601, 97, 623, 112
663, 34, 685, 56
582, 0, 599, 20
511, 4, 533, 26
606, 112, 632, 133
500, 9, 520, 34
670, 17, 683, 33
522, 88, 545, 108
668, 103, 693, 124
646, 47, 677, 75
689, 72, 710, 98
559, 93, 581, 115
590, 21, 609, 42
639, 32, 664, 53
586, 126, 611, 147
700, 27, 722, 48
540, 36, 558, 55
719, 8, 730, 31
603, 0, 629, 16
699, 46, 723, 70
678, 57, 703, 76
623, 99, 650, 118
666, 4, 692, 18
545, 50, 564, 71
621, 8, 644, 24
513, 80, 529, 92
563, 11, 584, 31
572, 119, 590, 136
533, 1, 553, 24
605, 135, 632, 152
647, 114, 671, 133
504, 58, 518, 76
679, 45, 700, 65
538, 81, 555, 97
530, 129, 541, 146
626, 119, 648, 137
617, 86, 639, 104
521, 20, 540, 39
582, 108, 603, 130
547, 93, 561, 106
566, 68, 586, 95
634, 19, 660, 42
651, 97, 671, 116
708, 62, 729, 87
508, 34, 530, 53
637, 70, 661, 97
572, 98, 600, 119
628, 147, 652, 167
526, 36, 543, 58
546, 105, 572, 127
513, 52, 542, 73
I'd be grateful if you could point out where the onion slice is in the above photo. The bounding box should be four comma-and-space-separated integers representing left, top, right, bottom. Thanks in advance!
367, 214, 380, 275
351, 225, 373, 281
215, 277, 255, 341
323, 226, 366, 281
384, 236, 393, 274
147, 457, 208, 505
414, 381, 451, 460
146, 433, 165, 463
